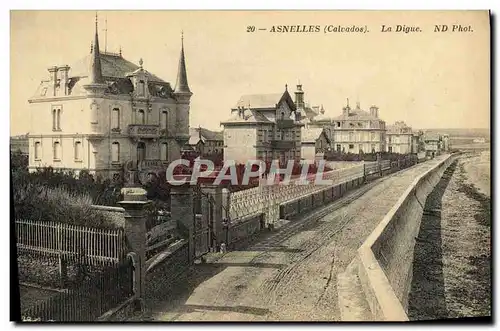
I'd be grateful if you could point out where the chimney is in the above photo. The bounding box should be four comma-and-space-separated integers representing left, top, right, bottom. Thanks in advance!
47, 66, 58, 96
370, 105, 379, 118
343, 98, 351, 116
58, 65, 70, 95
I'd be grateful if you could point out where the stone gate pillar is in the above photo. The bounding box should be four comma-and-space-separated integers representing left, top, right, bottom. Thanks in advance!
170, 176, 195, 264
118, 187, 150, 310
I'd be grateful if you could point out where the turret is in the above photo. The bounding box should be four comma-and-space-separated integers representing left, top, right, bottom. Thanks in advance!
174, 32, 192, 98
294, 83, 305, 110
84, 14, 107, 95
173, 32, 192, 153
89, 14, 104, 85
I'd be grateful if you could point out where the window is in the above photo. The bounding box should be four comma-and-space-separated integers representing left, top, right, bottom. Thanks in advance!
111, 108, 120, 129
34, 142, 41, 160
161, 110, 168, 130
337, 122, 341, 127
137, 109, 145, 124
52, 106, 62, 131
57, 109, 61, 130
138, 80, 146, 96
74, 141, 82, 161
371, 144, 376, 153
280, 111, 285, 120
161, 143, 168, 161
52, 109, 57, 130
90, 103, 98, 124
111, 142, 120, 163
53, 141, 61, 160
388, 146, 393, 153
349, 144, 354, 149
336, 144, 341, 152
258, 129, 263, 142
137, 142, 146, 162
371, 132, 376, 141
349, 132, 354, 141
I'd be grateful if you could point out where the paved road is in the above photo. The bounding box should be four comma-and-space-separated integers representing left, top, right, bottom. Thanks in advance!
146, 157, 448, 322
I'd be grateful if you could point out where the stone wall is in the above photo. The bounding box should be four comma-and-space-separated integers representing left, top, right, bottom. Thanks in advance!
352, 154, 457, 321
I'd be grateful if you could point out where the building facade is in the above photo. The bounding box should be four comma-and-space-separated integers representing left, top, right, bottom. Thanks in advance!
386, 121, 414, 154
27, 20, 191, 178
188, 127, 224, 156
221, 86, 305, 164
300, 127, 330, 161
329, 101, 386, 154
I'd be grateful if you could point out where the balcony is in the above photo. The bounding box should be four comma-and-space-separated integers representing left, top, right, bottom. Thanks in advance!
128, 124, 160, 139
276, 118, 295, 130
138, 159, 168, 170
270, 139, 296, 150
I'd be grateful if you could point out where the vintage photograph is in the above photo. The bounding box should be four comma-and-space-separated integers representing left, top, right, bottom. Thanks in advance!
10, 10, 491, 322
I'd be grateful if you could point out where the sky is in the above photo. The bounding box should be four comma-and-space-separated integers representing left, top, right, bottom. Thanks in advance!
10, 10, 490, 135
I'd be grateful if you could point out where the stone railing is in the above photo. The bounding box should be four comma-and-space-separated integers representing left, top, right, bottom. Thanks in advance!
227, 164, 365, 223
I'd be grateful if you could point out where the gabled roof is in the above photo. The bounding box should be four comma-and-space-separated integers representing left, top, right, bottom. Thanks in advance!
221, 108, 272, 124
304, 107, 319, 120
387, 121, 413, 134
301, 127, 329, 143
232, 90, 296, 111
189, 127, 223, 144
199, 128, 223, 141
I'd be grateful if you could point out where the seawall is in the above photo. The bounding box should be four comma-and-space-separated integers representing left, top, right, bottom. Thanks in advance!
338, 153, 458, 321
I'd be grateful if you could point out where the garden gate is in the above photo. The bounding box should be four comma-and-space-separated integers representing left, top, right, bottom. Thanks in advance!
193, 185, 214, 258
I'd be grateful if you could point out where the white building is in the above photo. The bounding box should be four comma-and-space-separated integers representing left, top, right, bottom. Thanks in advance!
329, 101, 387, 154
300, 127, 330, 161
221, 85, 306, 164
27, 19, 191, 179
386, 121, 414, 154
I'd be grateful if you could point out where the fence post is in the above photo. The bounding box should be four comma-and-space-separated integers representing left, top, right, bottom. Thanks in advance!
377, 153, 382, 176
222, 188, 230, 219
58, 252, 67, 289
363, 163, 367, 183
169, 177, 195, 264
118, 187, 150, 312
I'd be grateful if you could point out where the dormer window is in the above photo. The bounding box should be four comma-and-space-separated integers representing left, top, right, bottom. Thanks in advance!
41, 87, 47, 96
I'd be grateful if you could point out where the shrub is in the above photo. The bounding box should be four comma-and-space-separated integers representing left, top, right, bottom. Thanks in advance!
14, 185, 120, 229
